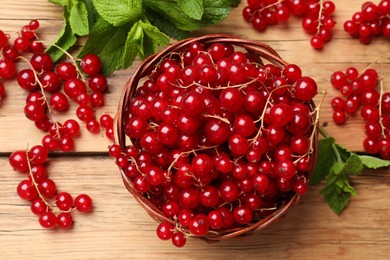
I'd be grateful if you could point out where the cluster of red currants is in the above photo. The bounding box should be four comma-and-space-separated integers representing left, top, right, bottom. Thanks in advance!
111, 41, 318, 247
344, 0, 390, 44
9, 146, 93, 229
330, 67, 390, 159
242, 0, 336, 49
0, 20, 114, 151
2, 20, 114, 228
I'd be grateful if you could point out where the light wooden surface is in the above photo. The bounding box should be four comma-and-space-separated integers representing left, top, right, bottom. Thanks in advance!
0, 1, 389, 259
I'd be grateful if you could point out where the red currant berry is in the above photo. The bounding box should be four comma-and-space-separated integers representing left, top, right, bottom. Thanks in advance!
293, 76, 317, 101
56, 62, 77, 81
80, 54, 102, 76
39, 211, 57, 229
74, 194, 93, 212
156, 221, 174, 240
9, 150, 29, 172
17, 180, 37, 200
57, 212, 73, 229
31, 198, 47, 215
0, 59, 17, 79
189, 214, 209, 236
172, 232, 187, 247
233, 206, 253, 225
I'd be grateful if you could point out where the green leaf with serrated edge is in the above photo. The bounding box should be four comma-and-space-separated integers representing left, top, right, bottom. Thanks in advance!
202, 0, 231, 24
122, 21, 142, 68
46, 10, 77, 61
139, 20, 170, 46
344, 153, 363, 175
143, 0, 230, 31
69, 1, 89, 36
335, 143, 352, 161
320, 162, 344, 195
136, 30, 144, 57
321, 162, 357, 215
342, 180, 357, 196
49, 0, 68, 6
78, 18, 129, 75
178, 0, 204, 20
146, 8, 190, 40
359, 155, 390, 169
228, 0, 241, 7
93, 0, 142, 26
310, 137, 336, 185
141, 33, 158, 60
324, 187, 351, 215
82, 0, 99, 27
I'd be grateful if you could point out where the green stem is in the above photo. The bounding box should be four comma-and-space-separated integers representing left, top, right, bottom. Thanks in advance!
319, 126, 343, 163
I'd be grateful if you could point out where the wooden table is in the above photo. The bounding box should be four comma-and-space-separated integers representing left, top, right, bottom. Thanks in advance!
1, 1, 389, 259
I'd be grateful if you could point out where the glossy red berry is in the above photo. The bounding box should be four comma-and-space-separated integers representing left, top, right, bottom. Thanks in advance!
80, 54, 102, 75
17, 180, 37, 200
74, 194, 93, 212
39, 211, 57, 229
156, 221, 174, 240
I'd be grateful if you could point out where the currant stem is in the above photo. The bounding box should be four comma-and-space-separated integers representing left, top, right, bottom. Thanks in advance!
319, 125, 342, 163
378, 75, 387, 138
316, 0, 325, 34
39, 41, 87, 82
25, 148, 53, 211
17, 56, 59, 126
259, 0, 285, 13
251, 84, 292, 142
203, 114, 230, 124
166, 145, 218, 174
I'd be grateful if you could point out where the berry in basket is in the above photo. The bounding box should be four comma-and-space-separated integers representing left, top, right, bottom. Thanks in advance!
114, 35, 319, 247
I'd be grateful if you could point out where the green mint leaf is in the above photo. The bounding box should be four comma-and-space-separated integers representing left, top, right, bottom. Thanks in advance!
146, 8, 190, 40
323, 186, 352, 215
93, 0, 142, 26
178, 0, 204, 20
359, 155, 390, 169
310, 137, 336, 185
228, 0, 241, 7
46, 10, 77, 61
122, 21, 142, 68
139, 20, 170, 46
144, 0, 231, 31
202, 0, 231, 24
69, 1, 89, 36
320, 161, 344, 195
335, 143, 352, 161
321, 167, 356, 215
82, 0, 99, 27
49, 0, 68, 6
344, 153, 363, 175
78, 18, 129, 75
142, 33, 158, 59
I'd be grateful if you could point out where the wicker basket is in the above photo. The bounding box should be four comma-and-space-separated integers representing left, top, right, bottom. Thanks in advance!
115, 34, 318, 242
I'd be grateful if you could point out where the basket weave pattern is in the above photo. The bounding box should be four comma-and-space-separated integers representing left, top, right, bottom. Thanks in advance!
115, 34, 318, 241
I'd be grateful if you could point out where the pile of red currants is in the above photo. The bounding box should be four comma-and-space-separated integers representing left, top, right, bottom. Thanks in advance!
344, 0, 390, 44
1, 20, 115, 229
330, 67, 390, 159
113, 38, 319, 247
242, 0, 336, 49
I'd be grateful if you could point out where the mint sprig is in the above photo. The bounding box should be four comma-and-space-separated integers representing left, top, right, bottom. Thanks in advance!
47, 0, 239, 75
311, 126, 390, 215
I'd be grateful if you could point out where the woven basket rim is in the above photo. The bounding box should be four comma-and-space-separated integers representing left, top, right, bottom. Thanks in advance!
114, 34, 319, 242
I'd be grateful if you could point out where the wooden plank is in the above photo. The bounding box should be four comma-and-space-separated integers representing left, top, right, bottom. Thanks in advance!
1, 0, 390, 259
0, 1, 389, 153
0, 157, 389, 259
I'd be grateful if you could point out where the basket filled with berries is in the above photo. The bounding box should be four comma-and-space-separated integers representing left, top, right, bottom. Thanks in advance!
113, 34, 319, 247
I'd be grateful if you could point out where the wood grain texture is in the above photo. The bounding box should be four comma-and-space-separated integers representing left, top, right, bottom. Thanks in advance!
0, 0, 390, 259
